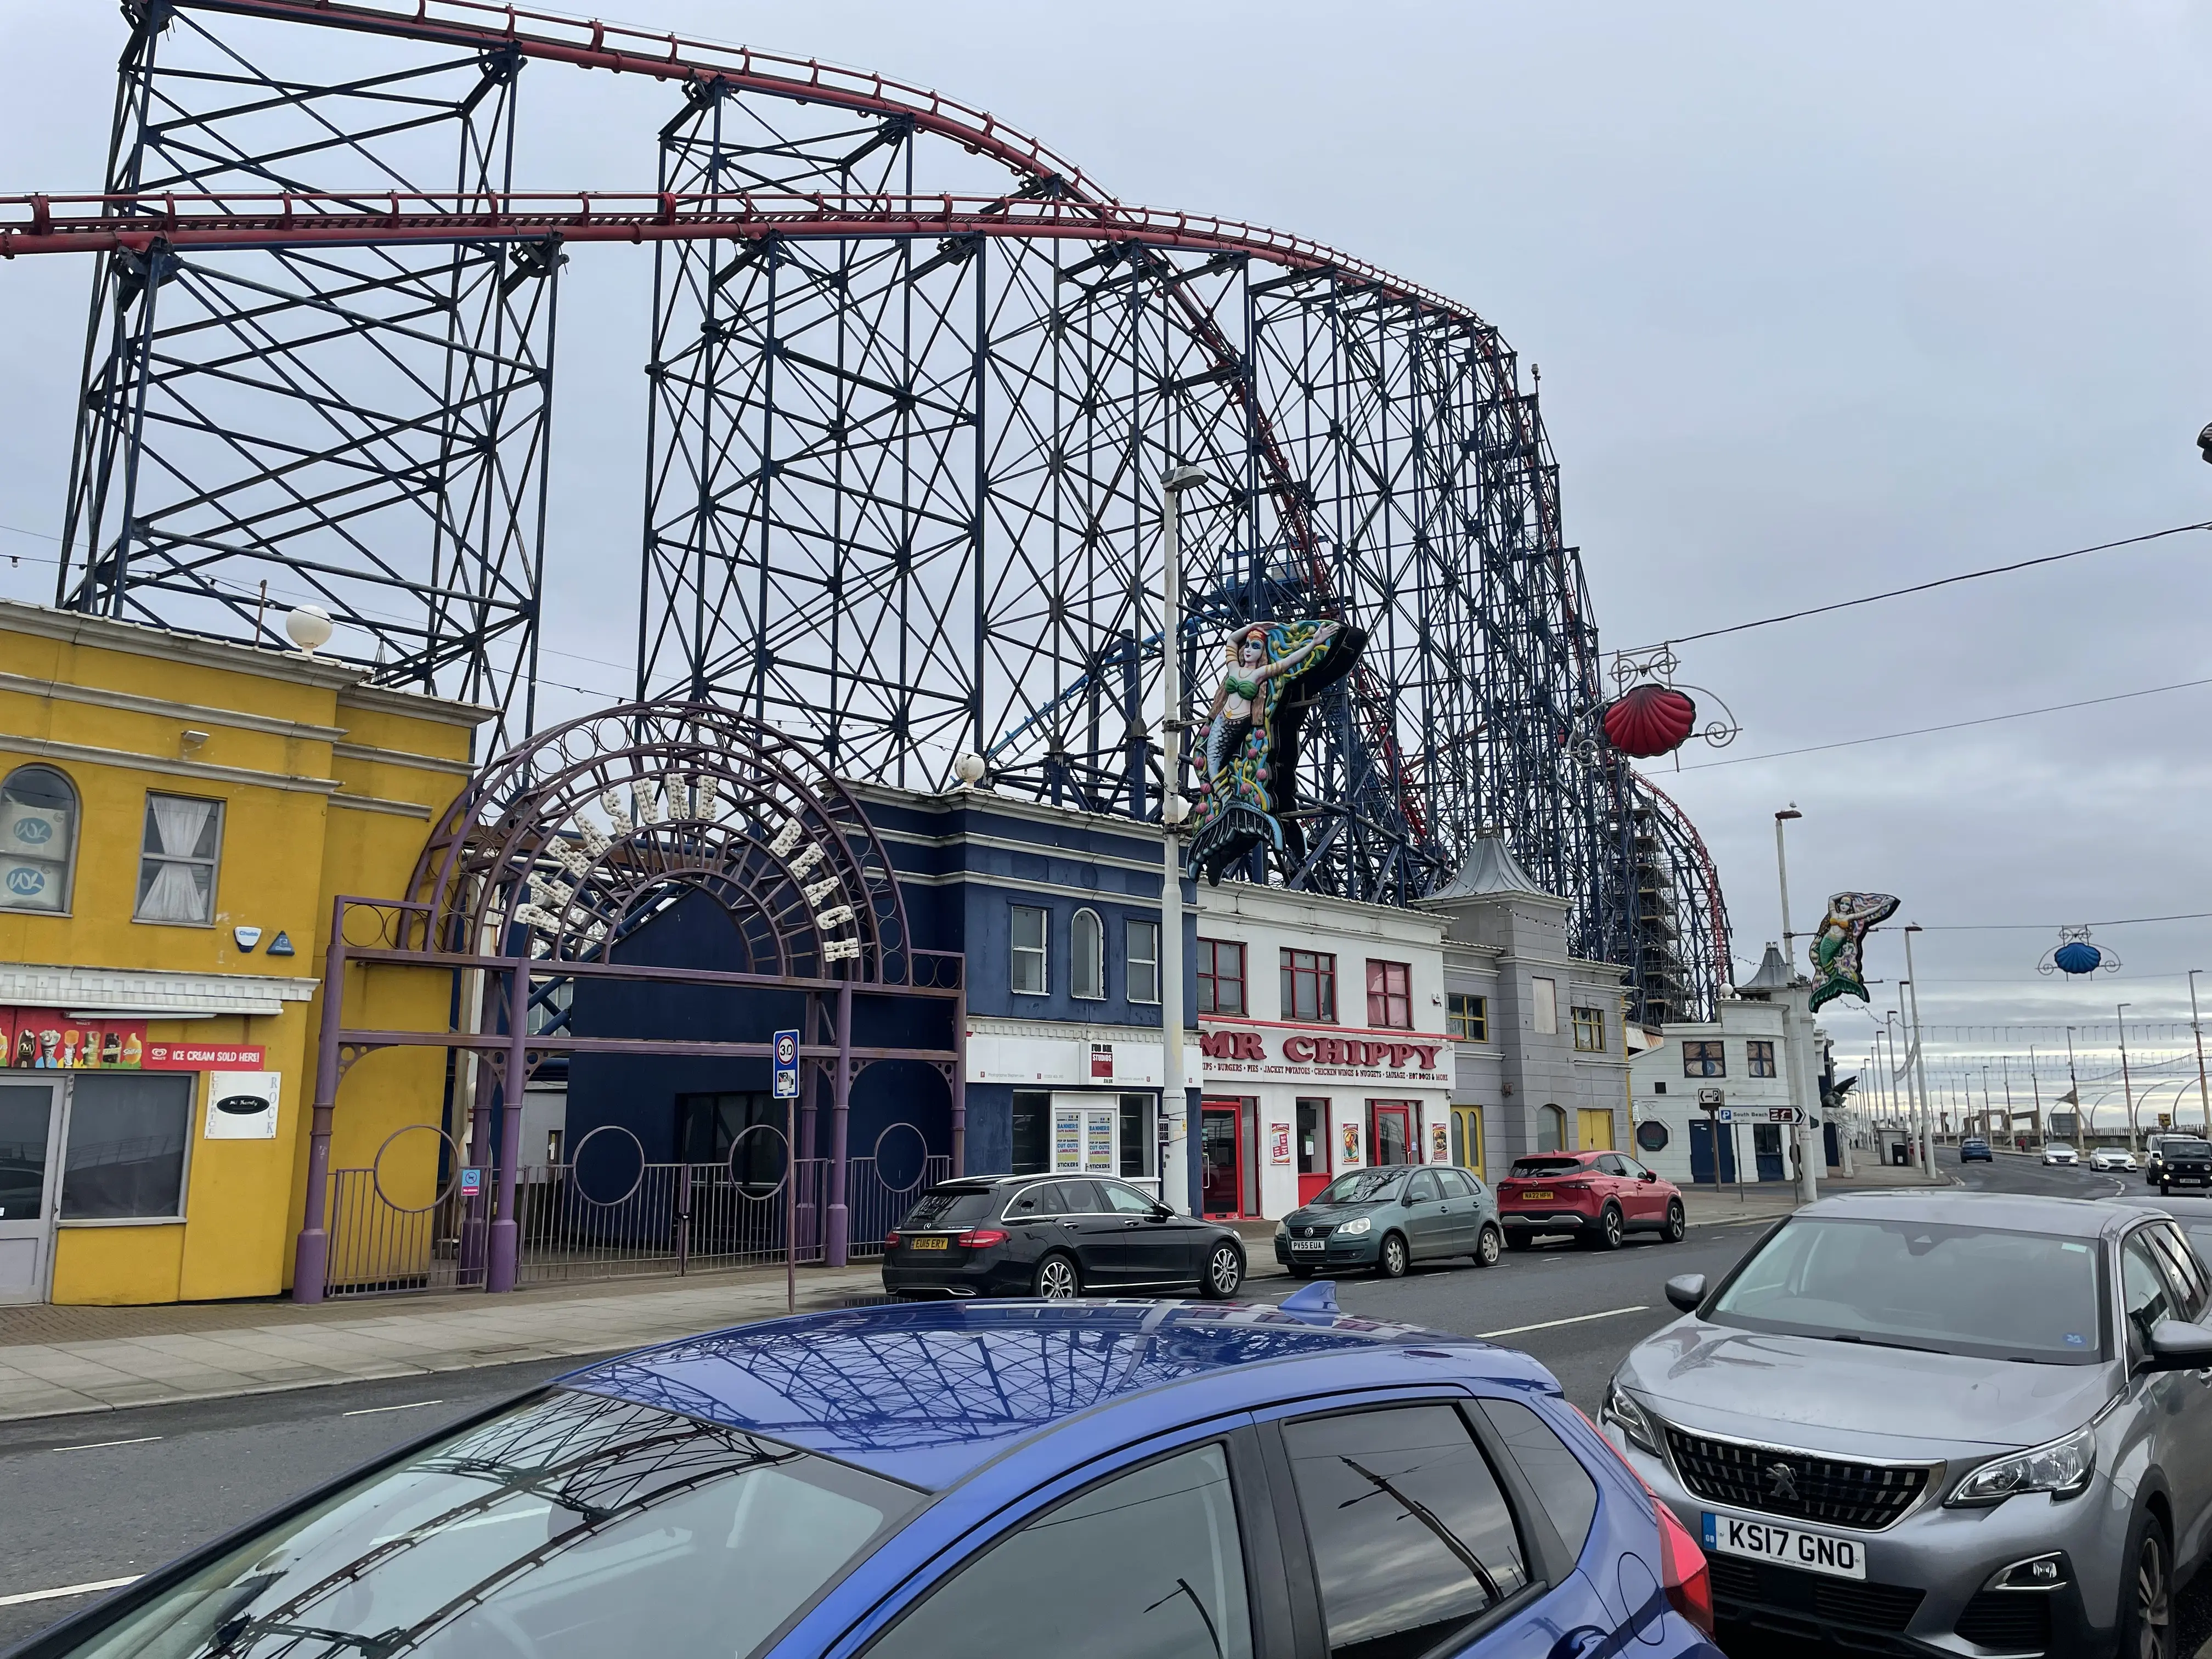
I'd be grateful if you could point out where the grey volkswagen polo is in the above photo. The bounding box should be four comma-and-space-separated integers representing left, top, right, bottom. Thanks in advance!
1272, 1164, 1503, 1278
1599, 1191, 2212, 1658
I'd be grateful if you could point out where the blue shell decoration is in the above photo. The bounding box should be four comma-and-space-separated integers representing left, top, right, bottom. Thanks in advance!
2040, 928, 2120, 977
2052, 941, 2103, 975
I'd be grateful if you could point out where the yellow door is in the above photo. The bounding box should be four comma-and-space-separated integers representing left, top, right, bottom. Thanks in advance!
1577, 1108, 1615, 1152
1451, 1105, 1484, 1179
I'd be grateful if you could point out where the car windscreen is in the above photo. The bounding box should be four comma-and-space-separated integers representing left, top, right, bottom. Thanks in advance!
2163, 1142, 2212, 1159
56, 1390, 923, 1659
900, 1188, 997, 1228
1314, 1169, 1408, 1204
1707, 1215, 2107, 1365
1508, 1158, 1585, 1178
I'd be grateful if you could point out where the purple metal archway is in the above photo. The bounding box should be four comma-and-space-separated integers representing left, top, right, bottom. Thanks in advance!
294, 700, 964, 1299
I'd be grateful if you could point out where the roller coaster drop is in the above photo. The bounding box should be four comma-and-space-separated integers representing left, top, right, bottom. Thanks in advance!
12, 0, 1729, 1021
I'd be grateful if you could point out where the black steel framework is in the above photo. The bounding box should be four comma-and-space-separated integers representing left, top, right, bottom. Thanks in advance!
24, 0, 1729, 1019
57, 1, 558, 740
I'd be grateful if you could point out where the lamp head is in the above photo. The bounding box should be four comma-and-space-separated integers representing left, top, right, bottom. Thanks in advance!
284, 604, 334, 656
1162, 464, 1214, 494
1775, 808, 1802, 822
952, 751, 987, 787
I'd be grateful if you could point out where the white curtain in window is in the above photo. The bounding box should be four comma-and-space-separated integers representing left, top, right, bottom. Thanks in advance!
140, 797, 216, 923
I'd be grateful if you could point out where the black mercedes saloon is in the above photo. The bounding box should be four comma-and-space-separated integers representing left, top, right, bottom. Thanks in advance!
881, 1174, 1247, 1300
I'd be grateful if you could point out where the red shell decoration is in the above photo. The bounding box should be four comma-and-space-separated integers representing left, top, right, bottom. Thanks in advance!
1601, 684, 1698, 758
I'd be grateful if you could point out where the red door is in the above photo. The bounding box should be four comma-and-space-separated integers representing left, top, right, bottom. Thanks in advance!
1201, 1101, 1244, 1217
1368, 1101, 1414, 1166
1296, 1098, 1330, 1205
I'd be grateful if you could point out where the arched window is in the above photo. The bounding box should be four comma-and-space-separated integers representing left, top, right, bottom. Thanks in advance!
1, 764, 78, 913
1538, 1105, 1567, 1154
1071, 908, 1105, 1000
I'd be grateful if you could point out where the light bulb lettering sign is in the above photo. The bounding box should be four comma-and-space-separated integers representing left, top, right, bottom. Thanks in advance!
505, 769, 866, 969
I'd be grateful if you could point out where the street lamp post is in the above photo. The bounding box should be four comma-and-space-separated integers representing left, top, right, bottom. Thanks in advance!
2119, 1003, 2137, 1154
1158, 464, 1211, 1215
1771, 807, 1817, 1200
2192, 970, 2210, 1135
1902, 923, 1937, 1180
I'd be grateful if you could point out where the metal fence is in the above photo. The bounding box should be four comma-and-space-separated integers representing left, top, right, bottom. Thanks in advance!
324, 1167, 486, 1297
319, 1152, 947, 1296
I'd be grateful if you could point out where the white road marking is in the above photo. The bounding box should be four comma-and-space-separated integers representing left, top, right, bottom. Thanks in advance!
1477, 1305, 1651, 1339
0, 1577, 139, 1609
48, 1436, 161, 1453
342, 1399, 443, 1417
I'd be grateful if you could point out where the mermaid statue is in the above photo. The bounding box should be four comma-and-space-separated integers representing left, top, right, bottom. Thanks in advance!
1184, 617, 1364, 884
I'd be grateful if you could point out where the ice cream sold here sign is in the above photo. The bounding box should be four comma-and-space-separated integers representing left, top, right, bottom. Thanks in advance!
0, 1007, 263, 1071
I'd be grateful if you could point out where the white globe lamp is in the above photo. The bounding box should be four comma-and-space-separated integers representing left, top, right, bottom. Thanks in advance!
952, 751, 986, 788
284, 605, 335, 657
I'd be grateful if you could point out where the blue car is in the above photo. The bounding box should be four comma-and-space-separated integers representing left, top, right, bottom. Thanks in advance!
1960, 1137, 1994, 1163
10, 1290, 1718, 1659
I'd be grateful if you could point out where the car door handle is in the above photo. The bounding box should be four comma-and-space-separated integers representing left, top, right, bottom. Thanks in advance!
1122, 1220, 1142, 1228
1553, 1628, 1607, 1659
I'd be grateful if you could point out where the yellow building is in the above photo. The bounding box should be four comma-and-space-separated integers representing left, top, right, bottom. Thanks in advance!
0, 599, 486, 1305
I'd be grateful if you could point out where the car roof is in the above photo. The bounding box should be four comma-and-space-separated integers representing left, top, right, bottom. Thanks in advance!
1808, 1188, 2132, 1239
2109, 1194, 2212, 1217
554, 1299, 1539, 1489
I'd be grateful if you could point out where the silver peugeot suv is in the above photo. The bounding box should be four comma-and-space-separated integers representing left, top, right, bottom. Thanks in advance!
1599, 1192, 2212, 1658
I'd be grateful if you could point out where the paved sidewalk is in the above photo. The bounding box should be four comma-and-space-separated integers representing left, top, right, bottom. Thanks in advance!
1679, 1161, 1953, 1230
0, 1263, 902, 1425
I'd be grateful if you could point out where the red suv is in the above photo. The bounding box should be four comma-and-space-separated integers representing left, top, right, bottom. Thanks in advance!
1495, 1149, 1685, 1251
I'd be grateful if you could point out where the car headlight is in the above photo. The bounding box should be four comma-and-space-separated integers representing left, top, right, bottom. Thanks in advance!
1948, 1424, 2095, 1506
1339, 1216, 1373, 1236
1274, 1221, 1289, 1242
1601, 1380, 1661, 1457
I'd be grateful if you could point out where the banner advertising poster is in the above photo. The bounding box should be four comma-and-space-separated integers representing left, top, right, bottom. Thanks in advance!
1269, 1122, 1291, 1165
0, 1007, 146, 1070
1430, 1122, 1449, 1163
1340, 1121, 1362, 1167
144, 1039, 268, 1071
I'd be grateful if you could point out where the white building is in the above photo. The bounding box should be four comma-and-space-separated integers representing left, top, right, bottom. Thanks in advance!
1194, 881, 1453, 1217
1188, 836, 1635, 1220
1629, 943, 1830, 1187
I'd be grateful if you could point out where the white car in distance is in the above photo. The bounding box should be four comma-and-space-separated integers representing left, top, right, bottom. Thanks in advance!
2089, 1147, 2138, 1172
2040, 1142, 2079, 1166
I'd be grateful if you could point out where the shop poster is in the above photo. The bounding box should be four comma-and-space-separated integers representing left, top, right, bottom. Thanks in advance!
0, 1007, 146, 1069
1269, 1122, 1291, 1165
1340, 1121, 1362, 1166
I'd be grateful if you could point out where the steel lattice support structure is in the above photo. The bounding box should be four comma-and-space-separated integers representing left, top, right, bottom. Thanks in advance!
9, 0, 1731, 1019
56, 0, 559, 740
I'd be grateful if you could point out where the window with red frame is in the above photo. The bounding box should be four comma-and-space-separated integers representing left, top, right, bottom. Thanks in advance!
1282, 948, 1338, 1023
1197, 939, 1245, 1017
1367, 961, 1412, 1029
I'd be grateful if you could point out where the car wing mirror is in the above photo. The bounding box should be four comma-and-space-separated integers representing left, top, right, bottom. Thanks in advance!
2145, 1319, 2212, 1372
1664, 1273, 1708, 1313
1150, 1203, 1175, 1221
1640, 1170, 1657, 1182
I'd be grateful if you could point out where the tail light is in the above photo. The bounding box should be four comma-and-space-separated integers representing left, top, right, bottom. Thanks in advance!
1570, 1404, 1712, 1640
1654, 1499, 1714, 1637
962, 1228, 1009, 1248
883, 1231, 900, 1249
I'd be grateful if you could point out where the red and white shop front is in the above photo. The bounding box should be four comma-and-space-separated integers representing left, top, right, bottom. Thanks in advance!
1195, 1019, 1454, 1219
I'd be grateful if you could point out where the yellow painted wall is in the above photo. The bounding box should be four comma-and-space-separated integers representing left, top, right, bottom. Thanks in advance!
52, 1223, 186, 1305
0, 603, 486, 1302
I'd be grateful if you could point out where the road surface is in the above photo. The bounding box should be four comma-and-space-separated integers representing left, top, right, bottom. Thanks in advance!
0, 1149, 2195, 1657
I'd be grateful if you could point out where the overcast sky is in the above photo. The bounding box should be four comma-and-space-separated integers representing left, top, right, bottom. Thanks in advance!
3, 2, 2209, 1126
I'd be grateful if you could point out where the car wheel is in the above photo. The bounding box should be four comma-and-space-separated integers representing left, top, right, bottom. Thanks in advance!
1032, 1252, 1081, 1301
1200, 1242, 1244, 1300
1585, 1204, 1624, 1251
1663, 1200, 1686, 1243
1505, 1231, 1534, 1252
1377, 1232, 1409, 1278
2119, 1508, 2173, 1659
1474, 1223, 1502, 1267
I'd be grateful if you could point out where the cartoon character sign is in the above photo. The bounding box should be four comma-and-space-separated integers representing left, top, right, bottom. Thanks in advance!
1186, 618, 1366, 884
1807, 891, 1900, 1012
